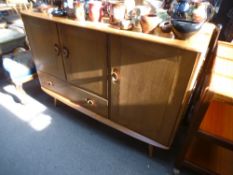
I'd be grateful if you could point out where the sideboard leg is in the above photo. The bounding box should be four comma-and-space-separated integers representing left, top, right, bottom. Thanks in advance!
54, 98, 57, 106
173, 168, 180, 175
148, 144, 155, 157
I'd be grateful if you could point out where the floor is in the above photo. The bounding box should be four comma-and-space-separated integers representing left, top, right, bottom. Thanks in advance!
0, 71, 198, 175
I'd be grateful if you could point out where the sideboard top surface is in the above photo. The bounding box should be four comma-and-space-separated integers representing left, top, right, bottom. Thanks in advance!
21, 10, 215, 54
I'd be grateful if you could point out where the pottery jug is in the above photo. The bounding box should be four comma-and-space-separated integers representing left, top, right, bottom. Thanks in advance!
170, 0, 215, 22
88, 1, 103, 22
109, 1, 126, 25
140, 14, 162, 33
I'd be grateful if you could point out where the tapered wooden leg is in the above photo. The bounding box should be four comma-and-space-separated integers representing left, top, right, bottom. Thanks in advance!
148, 144, 155, 157
173, 168, 180, 175
54, 98, 57, 106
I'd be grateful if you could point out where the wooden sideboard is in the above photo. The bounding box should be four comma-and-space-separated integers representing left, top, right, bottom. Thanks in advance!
21, 10, 215, 150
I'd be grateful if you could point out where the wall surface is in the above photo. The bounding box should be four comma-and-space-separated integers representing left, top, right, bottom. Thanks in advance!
213, 0, 233, 41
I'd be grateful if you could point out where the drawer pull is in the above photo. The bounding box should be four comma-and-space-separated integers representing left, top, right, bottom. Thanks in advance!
54, 44, 60, 56
85, 98, 95, 105
62, 47, 69, 58
111, 69, 119, 83
47, 81, 53, 86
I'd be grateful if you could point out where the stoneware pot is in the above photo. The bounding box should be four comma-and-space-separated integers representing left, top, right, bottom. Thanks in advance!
170, 0, 215, 39
140, 14, 162, 33
171, 19, 203, 39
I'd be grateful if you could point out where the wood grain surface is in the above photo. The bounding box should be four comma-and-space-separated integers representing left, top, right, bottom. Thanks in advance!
109, 35, 197, 146
186, 137, 233, 175
200, 100, 233, 142
58, 24, 108, 98
22, 15, 66, 80
209, 41, 233, 103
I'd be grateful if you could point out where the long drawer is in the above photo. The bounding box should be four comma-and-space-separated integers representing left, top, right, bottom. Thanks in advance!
38, 72, 108, 117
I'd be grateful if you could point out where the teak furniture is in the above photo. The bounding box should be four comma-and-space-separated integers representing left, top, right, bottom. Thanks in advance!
21, 10, 215, 151
176, 41, 233, 174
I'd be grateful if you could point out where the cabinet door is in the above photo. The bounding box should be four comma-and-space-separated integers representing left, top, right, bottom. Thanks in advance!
22, 16, 66, 80
58, 25, 107, 98
110, 36, 197, 146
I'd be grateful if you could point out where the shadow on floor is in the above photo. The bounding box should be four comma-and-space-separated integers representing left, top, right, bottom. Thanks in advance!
0, 77, 198, 175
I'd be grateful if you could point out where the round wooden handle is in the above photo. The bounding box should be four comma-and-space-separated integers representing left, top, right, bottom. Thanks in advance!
47, 81, 53, 86
85, 98, 94, 105
111, 71, 119, 83
54, 44, 60, 56
62, 47, 69, 58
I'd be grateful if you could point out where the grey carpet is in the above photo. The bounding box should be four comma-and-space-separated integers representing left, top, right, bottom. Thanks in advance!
0, 76, 197, 175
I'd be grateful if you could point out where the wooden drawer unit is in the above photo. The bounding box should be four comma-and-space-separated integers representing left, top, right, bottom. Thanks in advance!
39, 72, 108, 117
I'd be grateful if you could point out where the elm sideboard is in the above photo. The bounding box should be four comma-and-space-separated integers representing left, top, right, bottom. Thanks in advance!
21, 10, 215, 151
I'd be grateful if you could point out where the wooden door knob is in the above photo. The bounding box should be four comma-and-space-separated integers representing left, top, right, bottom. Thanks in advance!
47, 81, 53, 86
54, 44, 60, 56
111, 69, 119, 83
62, 47, 69, 58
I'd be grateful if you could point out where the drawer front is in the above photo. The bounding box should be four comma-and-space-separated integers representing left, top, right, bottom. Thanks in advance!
39, 72, 68, 96
38, 72, 108, 117
69, 87, 108, 118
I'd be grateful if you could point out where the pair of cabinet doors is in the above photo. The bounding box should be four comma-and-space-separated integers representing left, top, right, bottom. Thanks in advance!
23, 16, 107, 98
22, 15, 197, 147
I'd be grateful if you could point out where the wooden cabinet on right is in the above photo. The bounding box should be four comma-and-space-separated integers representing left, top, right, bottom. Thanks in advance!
185, 101, 233, 175
176, 41, 233, 174
109, 36, 198, 146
